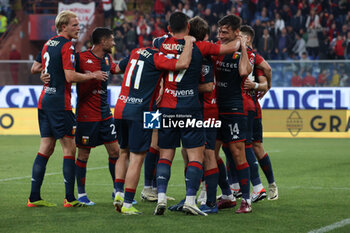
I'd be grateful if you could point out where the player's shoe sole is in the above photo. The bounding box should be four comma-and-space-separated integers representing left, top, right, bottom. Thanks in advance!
183, 203, 208, 216
268, 184, 278, 200
27, 199, 57, 207
64, 199, 87, 207
154, 202, 166, 215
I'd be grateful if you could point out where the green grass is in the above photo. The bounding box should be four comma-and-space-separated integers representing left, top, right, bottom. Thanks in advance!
0, 136, 350, 233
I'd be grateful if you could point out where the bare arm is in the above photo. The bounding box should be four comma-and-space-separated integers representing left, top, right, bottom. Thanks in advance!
114, 64, 124, 74
174, 35, 196, 70
218, 38, 240, 55
256, 59, 272, 89
31, 61, 42, 74
64, 69, 108, 83
198, 82, 214, 93
244, 76, 268, 92
239, 37, 252, 77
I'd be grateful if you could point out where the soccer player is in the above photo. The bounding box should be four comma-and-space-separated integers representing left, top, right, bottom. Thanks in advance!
27, 10, 108, 207
240, 25, 278, 201
153, 12, 240, 216
74, 27, 120, 205
213, 14, 253, 213
113, 35, 196, 215
168, 16, 220, 214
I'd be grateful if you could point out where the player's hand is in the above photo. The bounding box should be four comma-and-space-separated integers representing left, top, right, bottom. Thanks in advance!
40, 70, 50, 84
240, 35, 247, 48
92, 71, 108, 81
257, 90, 267, 99
243, 78, 255, 90
184, 35, 196, 43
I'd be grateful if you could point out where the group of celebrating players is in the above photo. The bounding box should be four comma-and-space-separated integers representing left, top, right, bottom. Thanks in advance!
27, 9, 278, 216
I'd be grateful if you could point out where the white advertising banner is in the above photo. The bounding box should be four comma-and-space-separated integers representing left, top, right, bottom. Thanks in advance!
58, 2, 95, 40
0, 86, 349, 110
0, 85, 121, 108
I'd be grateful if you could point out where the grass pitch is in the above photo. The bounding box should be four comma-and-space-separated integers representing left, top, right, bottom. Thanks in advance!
0, 136, 349, 233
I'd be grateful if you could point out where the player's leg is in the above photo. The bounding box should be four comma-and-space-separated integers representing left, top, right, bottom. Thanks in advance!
154, 111, 180, 215
199, 128, 219, 214
215, 140, 236, 209
27, 136, 57, 207
121, 151, 146, 215
141, 129, 159, 201
75, 147, 95, 205
254, 142, 278, 200
222, 143, 241, 198
253, 116, 278, 200
154, 148, 175, 215
246, 111, 266, 203
105, 142, 119, 197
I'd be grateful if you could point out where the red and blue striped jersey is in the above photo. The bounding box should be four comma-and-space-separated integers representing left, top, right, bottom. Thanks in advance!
213, 47, 256, 115
38, 35, 75, 111
75, 50, 116, 122
153, 35, 220, 111
114, 47, 177, 120
199, 57, 218, 120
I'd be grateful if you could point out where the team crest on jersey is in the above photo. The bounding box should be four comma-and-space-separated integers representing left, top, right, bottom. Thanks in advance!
232, 52, 240, 59
105, 57, 109, 66
82, 136, 89, 145
202, 65, 210, 76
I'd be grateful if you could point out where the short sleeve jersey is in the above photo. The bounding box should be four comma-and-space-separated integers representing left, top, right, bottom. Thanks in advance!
75, 50, 117, 122
38, 35, 75, 111
153, 35, 220, 111
114, 47, 177, 120
213, 46, 256, 115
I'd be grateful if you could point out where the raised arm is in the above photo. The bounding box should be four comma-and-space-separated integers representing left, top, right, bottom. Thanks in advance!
239, 36, 252, 77
174, 35, 196, 70
256, 59, 272, 89
218, 38, 240, 55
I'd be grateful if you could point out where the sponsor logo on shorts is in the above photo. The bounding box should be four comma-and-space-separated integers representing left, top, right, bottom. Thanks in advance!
44, 87, 56, 95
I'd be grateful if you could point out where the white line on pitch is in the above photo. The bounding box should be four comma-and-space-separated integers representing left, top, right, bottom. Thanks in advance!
0, 166, 108, 182
308, 218, 350, 233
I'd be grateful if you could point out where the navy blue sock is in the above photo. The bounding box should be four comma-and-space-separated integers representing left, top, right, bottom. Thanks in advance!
152, 153, 160, 189
245, 145, 262, 186
124, 188, 136, 204
63, 156, 76, 202
108, 156, 118, 183
29, 153, 49, 202
258, 153, 275, 184
204, 168, 219, 205
156, 159, 172, 194
115, 179, 124, 193
237, 162, 250, 200
75, 159, 87, 194
185, 161, 203, 196
217, 158, 231, 196
144, 147, 159, 187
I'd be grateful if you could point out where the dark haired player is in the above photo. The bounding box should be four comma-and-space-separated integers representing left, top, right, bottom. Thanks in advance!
74, 27, 120, 205
113, 35, 196, 215
153, 12, 240, 216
